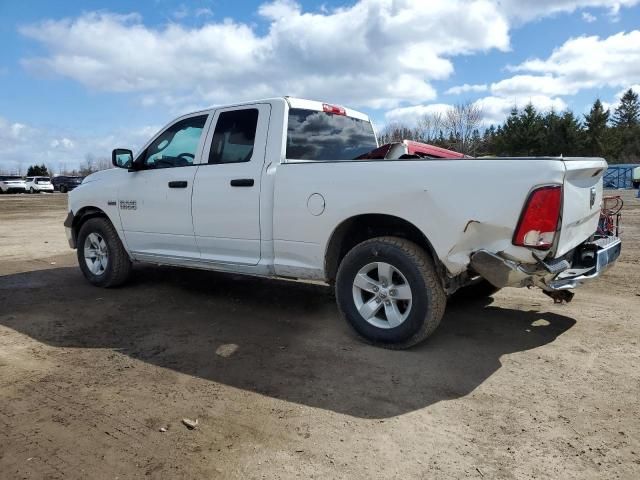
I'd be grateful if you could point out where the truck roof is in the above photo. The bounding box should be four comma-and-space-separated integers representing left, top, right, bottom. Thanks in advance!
187, 97, 371, 122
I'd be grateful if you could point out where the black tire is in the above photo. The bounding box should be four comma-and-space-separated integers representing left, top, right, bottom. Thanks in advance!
29, 187, 35, 194
335, 236, 446, 349
60, 185, 67, 193
76, 217, 132, 287
451, 278, 500, 303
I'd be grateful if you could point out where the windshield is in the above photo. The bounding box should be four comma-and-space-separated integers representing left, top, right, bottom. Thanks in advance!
0, 176, 22, 181
286, 108, 377, 161
36, 177, 51, 183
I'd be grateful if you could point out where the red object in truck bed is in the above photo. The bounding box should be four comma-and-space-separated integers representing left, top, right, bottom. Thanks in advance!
403, 141, 466, 158
357, 140, 467, 160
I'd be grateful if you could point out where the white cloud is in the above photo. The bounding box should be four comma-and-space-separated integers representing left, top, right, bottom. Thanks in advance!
385, 104, 452, 124
194, 8, 213, 18
13, 0, 640, 160
582, 11, 598, 21
49, 138, 75, 150
0, 115, 158, 173
385, 95, 568, 128
474, 95, 568, 125
490, 74, 581, 97
497, 0, 639, 22
445, 84, 488, 96
475, 30, 640, 117
509, 31, 640, 91
19, 2, 512, 110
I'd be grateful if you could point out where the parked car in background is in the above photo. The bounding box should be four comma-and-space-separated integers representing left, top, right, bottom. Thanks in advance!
52, 175, 84, 193
633, 166, 639, 189
25, 176, 54, 193
0, 175, 26, 193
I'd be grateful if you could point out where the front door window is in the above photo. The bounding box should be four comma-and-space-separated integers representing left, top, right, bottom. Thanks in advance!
143, 115, 207, 169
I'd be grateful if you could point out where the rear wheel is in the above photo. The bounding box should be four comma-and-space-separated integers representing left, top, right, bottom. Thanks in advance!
335, 236, 446, 349
77, 217, 132, 287
60, 185, 67, 193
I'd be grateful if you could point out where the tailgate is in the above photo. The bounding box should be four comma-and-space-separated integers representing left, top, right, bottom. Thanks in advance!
555, 158, 607, 257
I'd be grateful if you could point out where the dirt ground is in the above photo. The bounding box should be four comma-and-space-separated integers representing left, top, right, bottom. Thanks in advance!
0, 191, 638, 479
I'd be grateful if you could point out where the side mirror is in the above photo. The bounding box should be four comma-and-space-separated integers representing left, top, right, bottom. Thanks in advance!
112, 148, 134, 169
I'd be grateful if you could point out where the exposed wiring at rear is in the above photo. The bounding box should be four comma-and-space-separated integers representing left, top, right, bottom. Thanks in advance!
598, 195, 623, 237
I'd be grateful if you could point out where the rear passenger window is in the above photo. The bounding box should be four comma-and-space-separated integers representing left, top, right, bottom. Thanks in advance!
208, 109, 259, 164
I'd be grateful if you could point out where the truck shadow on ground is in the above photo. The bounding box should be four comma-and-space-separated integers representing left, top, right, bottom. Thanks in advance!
0, 264, 576, 419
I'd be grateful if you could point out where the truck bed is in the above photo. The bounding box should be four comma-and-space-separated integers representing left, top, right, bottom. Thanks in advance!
271, 156, 606, 280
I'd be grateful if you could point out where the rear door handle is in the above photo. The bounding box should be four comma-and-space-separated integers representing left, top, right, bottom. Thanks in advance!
230, 178, 254, 187
168, 181, 188, 188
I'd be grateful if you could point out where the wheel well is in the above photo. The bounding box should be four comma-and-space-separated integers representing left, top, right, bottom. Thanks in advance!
324, 214, 440, 283
72, 207, 109, 244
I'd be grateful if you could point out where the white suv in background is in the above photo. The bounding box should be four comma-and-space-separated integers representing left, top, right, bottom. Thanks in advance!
25, 176, 54, 193
0, 175, 26, 193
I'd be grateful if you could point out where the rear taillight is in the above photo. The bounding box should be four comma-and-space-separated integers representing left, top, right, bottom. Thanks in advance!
513, 185, 562, 250
323, 103, 346, 116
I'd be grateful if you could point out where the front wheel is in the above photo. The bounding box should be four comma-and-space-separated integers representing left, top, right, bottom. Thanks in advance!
60, 185, 67, 193
335, 237, 446, 349
29, 187, 35, 194
77, 217, 132, 287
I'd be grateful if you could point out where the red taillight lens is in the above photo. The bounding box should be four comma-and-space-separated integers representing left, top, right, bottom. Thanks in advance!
323, 103, 346, 116
513, 185, 562, 250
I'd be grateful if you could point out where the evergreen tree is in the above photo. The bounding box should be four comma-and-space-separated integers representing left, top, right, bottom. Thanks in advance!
499, 104, 545, 155
612, 89, 640, 128
609, 89, 640, 162
584, 99, 610, 157
544, 110, 584, 156
26, 165, 48, 176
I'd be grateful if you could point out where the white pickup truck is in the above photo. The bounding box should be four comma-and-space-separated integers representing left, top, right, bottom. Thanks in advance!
64, 97, 621, 348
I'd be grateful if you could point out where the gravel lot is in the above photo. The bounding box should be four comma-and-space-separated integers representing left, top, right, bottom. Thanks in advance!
0, 191, 638, 479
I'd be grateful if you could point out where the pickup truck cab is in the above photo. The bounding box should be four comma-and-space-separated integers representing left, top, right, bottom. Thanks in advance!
65, 97, 621, 348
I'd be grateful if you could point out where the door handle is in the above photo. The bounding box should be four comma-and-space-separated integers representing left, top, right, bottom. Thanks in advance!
168, 181, 188, 188
230, 178, 254, 187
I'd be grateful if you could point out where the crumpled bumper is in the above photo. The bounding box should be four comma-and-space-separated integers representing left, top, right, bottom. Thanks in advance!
470, 235, 621, 291
546, 236, 621, 290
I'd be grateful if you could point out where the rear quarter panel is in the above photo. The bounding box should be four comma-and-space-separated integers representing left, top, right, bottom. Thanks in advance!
272, 159, 567, 279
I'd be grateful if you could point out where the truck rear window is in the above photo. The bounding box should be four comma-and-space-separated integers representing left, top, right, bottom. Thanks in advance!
286, 108, 377, 161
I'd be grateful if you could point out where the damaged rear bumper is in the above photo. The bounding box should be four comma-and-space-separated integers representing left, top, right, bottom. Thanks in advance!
470, 235, 621, 292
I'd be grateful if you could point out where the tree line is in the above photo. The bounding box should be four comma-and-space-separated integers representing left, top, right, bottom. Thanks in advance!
380, 88, 640, 163
3, 154, 113, 178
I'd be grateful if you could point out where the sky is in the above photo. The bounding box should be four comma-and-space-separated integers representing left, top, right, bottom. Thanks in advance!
1, 0, 639, 173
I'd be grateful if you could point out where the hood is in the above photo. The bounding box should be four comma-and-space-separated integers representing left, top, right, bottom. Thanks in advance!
81, 168, 117, 184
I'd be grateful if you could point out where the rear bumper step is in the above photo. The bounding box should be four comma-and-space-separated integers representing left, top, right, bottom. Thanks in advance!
547, 236, 621, 290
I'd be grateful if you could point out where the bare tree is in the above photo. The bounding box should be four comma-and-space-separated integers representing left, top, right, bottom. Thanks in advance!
415, 112, 444, 144
78, 153, 112, 176
377, 122, 419, 145
443, 102, 483, 155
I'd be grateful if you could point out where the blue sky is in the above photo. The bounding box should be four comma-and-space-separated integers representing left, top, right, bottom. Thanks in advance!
1, 0, 639, 172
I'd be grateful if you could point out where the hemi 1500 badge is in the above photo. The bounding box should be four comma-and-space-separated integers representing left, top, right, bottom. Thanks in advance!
119, 200, 137, 210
